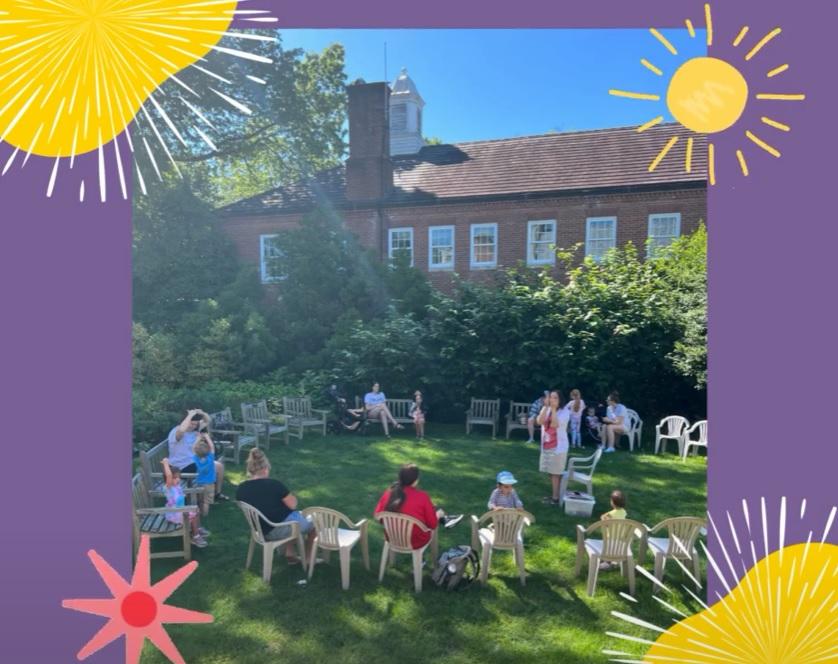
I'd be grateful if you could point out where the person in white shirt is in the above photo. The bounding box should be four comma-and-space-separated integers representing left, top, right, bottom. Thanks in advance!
537, 390, 570, 506
601, 391, 627, 453
363, 382, 403, 437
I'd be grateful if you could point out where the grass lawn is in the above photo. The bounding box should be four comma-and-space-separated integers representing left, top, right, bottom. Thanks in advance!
140, 424, 707, 663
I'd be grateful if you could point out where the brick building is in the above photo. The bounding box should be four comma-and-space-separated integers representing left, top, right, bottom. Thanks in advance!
220, 70, 707, 290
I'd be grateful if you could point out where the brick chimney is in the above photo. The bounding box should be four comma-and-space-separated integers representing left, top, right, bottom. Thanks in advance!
346, 81, 393, 202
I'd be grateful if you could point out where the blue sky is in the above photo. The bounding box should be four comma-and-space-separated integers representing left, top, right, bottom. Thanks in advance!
279, 29, 707, 143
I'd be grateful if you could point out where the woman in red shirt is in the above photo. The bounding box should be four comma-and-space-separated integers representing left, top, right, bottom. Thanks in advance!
374, 464, 463, 548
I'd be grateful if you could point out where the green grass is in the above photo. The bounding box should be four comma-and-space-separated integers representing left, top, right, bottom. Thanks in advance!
141, 425, 707, 663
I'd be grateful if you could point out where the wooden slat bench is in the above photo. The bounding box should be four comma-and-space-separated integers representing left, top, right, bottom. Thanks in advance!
282, 396, 328, 440
140, 438, 197, 499
132, 473, 199, 560
505, 401, 535, 439
466, 398, 501, 438
208, 407, 258, 464
241, 400, 289, 449
354, 396, 414, 427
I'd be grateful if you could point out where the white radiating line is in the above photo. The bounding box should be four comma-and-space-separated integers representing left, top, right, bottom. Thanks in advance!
786, 557, 797, 597
233, 8, 272, 13
146, 92, 187, 146
742, 498, 751, 535
0, 77, 37, 120
634, 564, 672, 593
800, 530, 814, 573
124, 126, 135, 153
246, 75, 266, 84
221, 30, 277, 42
204, 43, 273, 63
0, 84, 42, 142
113, 134, 127, 200
2, 146, 19, 175
79, 180, 85, 203
605, 632, 655, 646
135, 160, 148, 196
47, 96, 65, 143
779, 496, 787, 565
708, 511, 741, 588
139, 104, 182, 176
69, 125, 79, 168
618, 592, 637, 603
682, 584, 712, 612
98, 132, 106, 203
190, 63, 232, 85
800, 498, 807, 519
241, 17, 279, 22
651, 594, 688, 618
821, 505, 836, 543
22, 123, 44, 167
611, 611, 667, 633
761, 496, 770, 559
210, 87, 252, 115
167, 73, 200, 98
179, 96, 216, 129
193, 125, 217, 152
141, 135, 162, 181
46, 155, 60, 198
601, 650, 633, 657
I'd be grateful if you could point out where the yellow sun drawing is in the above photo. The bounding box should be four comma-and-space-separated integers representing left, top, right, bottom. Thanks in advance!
0, 0, 278, 201
609, 3, 805, 185
604, 498, 837, 663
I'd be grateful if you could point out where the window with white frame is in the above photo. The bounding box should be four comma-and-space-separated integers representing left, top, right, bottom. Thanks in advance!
527, 220, 556, 265
470, 223, 498, 269
391, 103, 407, 131
585, 217, 617, 261
388, 227, 414, 265
260, 234, 284, 283
428, 225, 455, 270
647, 213, 681, 256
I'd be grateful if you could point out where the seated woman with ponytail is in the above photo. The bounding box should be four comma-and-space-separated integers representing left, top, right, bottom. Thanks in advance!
374, 464, 463, 548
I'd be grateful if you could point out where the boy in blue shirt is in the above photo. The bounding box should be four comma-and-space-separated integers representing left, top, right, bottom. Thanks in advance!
193, 434, 217, 524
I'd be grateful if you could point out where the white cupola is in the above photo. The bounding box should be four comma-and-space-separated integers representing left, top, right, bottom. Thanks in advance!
389, 68, 425, 156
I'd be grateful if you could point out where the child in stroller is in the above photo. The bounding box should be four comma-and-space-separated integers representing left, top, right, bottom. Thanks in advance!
584, 402, 608, 446
324, 384, 365, 433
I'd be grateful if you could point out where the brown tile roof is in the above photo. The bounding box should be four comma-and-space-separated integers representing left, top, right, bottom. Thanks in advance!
221, 123, 706, 216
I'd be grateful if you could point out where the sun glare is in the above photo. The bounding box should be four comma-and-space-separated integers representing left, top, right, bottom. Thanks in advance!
608, 3, 805, 184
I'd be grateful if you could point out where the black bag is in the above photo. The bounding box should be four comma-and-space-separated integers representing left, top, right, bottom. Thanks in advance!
431, 545, 480, 590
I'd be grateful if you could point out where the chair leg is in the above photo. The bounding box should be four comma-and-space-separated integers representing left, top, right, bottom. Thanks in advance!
627, 560, 636, 596
653, 553, 664, 594
307, 541, 318, 581
378, 543, 389, 582
412, 550, 424, 592
480, 545, 492, 584
587, 555, 599, 596
246, 538, 255, 570
574, 549, 583, 577
183, 527, 191, 561
339, 547, 352, 591
297, 533, 307, 573
262, 546, 274, 584
515, 543, 526, 586
361, 533, 370, 571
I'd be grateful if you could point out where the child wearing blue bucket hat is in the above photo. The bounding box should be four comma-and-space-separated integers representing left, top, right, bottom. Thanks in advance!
488, 470, 524, 510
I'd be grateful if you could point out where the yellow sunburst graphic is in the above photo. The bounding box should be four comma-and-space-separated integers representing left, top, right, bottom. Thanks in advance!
645, 542, 837, 662
609, 3, 806, 184
0, 0, 237, 158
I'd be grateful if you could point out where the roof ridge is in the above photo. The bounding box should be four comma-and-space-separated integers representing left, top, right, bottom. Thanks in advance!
439, 122, 685, 147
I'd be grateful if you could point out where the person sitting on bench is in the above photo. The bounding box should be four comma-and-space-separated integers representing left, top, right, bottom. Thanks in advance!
364, 382, 403, 437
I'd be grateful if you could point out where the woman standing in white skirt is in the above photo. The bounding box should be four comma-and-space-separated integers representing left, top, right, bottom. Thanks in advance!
538, 390, 569, 506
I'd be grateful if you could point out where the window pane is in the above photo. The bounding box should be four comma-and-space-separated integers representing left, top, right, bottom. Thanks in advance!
391, 103, 407, 131
432, 228, 453, 245
432, 246, 453, 265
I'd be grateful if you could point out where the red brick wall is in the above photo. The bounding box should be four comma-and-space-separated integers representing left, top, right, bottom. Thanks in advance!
221, 187, 706, 291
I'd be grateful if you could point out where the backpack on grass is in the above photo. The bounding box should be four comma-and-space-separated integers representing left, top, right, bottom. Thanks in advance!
431, 545, 480, 590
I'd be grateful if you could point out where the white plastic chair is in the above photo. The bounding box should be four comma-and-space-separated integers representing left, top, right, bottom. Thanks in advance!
560, 448, 603, 500
375, 511, 439, 592
655, 415, 689, 455
470, 509, 535, 586
622, 408, 643, 451
302, 507, 370, 590
682, 420, 708, 461
641, 517, 705, 592
237, 501, 307, 584
575, 518, 645, 596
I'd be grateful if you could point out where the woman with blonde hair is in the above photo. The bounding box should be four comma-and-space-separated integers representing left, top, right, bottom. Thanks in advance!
235, 449, 313, 564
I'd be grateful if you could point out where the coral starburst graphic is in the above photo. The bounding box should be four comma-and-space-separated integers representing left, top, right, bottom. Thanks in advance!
62, 535, 213, 663
609, 3, 806, 184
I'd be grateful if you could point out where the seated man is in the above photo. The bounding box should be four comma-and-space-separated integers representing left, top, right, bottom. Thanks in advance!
526, 390, 550, 444
364, 382, 403, 437
167, 409, 228, 500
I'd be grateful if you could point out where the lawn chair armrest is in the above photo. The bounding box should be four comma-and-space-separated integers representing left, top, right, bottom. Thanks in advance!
136, 506, 198, 516
352, 517, 369, 530
311, 408, 330, 416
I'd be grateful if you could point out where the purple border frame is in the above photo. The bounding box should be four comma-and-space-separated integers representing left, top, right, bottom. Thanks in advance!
1, 2, 834, 662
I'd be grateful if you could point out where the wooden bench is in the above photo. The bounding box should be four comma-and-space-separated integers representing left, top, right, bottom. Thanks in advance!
132, 473, 199, 560
354, 396, 414, 430
466, 398, 501, 438
505, 401, 536, 439
282, 396, 328, 440
208, 407, 258, 465
241, 400, 289, 449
